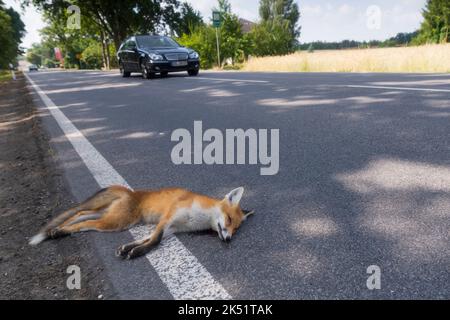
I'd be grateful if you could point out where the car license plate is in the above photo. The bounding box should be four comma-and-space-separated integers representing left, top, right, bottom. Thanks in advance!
172, 61, 188, 67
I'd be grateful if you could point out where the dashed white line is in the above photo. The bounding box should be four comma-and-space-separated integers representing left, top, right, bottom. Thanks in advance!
345, 85, 450, 93
24, 72, 231, 300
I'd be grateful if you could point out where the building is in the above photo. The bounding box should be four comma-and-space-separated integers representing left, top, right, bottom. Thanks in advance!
239, 18, 256, 34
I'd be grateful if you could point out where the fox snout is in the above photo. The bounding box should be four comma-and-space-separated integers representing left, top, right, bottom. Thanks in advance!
217, 223, 232, 242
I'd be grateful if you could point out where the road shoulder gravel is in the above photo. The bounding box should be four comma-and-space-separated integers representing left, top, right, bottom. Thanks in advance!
0, 73, 115, 299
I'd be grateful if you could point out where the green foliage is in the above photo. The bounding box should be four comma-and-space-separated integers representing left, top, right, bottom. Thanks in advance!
177, 0, 252, 68
298, 32, 420, 51
172, 2, 204, 36
26, 0, 183, 50
0, 1, 25, 68
259, 0, 300, 35
25, 5, 121, 70
249, 0, 301, 56
81, 42, 103, 69
43, 58, 57, 68
248, 18, 294, 56
415, 0, 450, 44
26, 45, 43, 66
178, 26, 217, 69
0, 70, 12, 82
27, 42, 59, 67
215, 0, 232, 14
219, 13, 247, 65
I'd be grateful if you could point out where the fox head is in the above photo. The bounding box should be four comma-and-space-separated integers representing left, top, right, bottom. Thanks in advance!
214, 187, 254, 242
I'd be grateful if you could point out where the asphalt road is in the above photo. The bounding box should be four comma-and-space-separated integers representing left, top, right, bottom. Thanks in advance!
27, 70, 450, 299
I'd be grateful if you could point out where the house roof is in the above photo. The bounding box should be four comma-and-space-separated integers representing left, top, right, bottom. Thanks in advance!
239, 18, 256, 34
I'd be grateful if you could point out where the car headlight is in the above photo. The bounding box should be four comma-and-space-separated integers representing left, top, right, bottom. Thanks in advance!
149, 53, 164, 61
189, 51, 199, 59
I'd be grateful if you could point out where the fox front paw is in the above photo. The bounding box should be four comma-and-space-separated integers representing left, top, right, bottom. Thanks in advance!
126, 247, 148, 260
115, 242, 139, 259
115, 245, 130, 259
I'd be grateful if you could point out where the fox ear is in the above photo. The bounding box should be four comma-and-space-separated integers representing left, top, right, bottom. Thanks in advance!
242, 210, 255, 221
225, 187, 245, 206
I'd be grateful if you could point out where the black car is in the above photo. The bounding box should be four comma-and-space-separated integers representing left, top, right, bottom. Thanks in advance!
117, 35, 200, 79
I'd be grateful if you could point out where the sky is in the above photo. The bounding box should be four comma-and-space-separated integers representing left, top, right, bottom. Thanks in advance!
5, 0, 426, 49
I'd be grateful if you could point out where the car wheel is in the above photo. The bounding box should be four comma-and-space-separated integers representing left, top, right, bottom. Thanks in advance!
141, 62, 154, 80
160, 71, 168, 77
120, 63, 130, 78
188, 69, 199, 76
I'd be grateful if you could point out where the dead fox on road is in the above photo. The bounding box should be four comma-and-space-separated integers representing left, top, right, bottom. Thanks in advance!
29, 186, 254, 259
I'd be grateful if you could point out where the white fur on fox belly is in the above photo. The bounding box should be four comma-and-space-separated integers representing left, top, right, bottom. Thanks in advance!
169, 201, 219, 233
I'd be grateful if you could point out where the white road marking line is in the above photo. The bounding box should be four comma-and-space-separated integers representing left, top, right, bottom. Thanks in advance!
192, 77, 269, 83
345, 85, 450, 93
24, 73, 231, 300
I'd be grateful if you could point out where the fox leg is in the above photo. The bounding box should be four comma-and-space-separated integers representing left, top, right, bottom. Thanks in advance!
30, 186, 132, 246
116, 221, 168, 260
50, 219, 118, 239
60, 210, 101, 228
50, 197, 139, 239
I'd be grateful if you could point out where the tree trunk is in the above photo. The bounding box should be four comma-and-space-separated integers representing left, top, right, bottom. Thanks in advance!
100, 31, 108, 70
105, 39, 111, 70
100, 31, 111, 70
112, 35, 122, 57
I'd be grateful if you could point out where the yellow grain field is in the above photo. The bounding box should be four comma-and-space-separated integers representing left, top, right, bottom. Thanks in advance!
242, 44, 450, 73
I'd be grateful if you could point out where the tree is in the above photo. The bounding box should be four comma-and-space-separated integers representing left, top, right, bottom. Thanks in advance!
0, 1, 25, 68
26, 42, 58, 67
219, 13, 245, 65
259, 0, 300, 39
25, 1, 174, 69
24, 0, 183, 50
177, 0, 250, 68
178, 26, 217, 69
4, 6, 26, 48
215, 0, 231, 14
81, 42, 103, 69
172, 2, 204, 36
416, 0, 450, 43
248, 19, 293, 56
250, 0, 301, 56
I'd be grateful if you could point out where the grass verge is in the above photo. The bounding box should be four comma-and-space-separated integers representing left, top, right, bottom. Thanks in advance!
0, 70, 12, 82
243, 44, 450, 73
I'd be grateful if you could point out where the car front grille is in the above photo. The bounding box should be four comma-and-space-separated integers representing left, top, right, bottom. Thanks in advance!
164, 53, 188, 61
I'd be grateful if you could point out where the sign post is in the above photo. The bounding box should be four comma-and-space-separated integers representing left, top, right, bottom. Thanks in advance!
9, 63, 16, 80
212, 11, 222, 68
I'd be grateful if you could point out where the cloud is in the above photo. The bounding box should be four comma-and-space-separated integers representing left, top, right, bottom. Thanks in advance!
4, 0, 45, 49
301, 5, 323, 16
299, 0, 425, 42
338, 4, 355, 15
186, 0, 259, 22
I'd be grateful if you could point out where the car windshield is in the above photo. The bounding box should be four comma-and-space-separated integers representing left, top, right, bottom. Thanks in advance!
136, 36, 180, 49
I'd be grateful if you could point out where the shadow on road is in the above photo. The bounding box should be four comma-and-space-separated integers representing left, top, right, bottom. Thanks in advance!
28, 71, 450, 299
